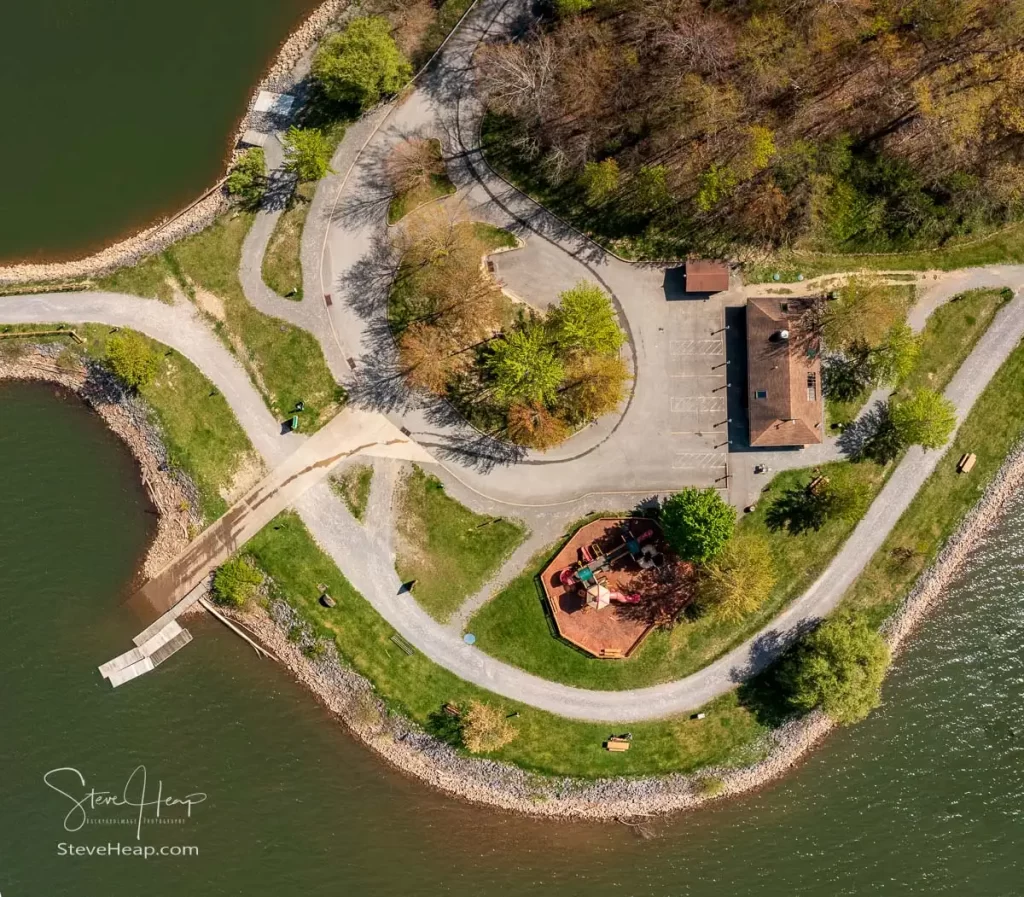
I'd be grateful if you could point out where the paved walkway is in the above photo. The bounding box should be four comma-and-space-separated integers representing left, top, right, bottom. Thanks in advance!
6, 0, 1024, 720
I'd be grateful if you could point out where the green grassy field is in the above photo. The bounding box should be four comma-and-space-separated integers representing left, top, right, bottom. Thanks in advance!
262, 182, 315, 301
468, 459, 886, 690
246, 511, 769, 778
330, 463, 373, 522
395, 466, 527, 622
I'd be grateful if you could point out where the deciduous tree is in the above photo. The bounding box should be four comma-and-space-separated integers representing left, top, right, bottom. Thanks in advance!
386, 138, 445, 195
559, 354, 630, 424
506, 402, 571, 449
661, 487, 736, 564
781, 613, 890, 724
226, 148, 267, 209
698, 535, 775, 623
282, 127, 334, 182
312, 17, 411, 109
889, 388, 957, 450
548, 281, 624, 357
487, 326, 565, 406
461, 701, 518, 753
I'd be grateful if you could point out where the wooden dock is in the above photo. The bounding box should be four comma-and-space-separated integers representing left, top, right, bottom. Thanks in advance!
98, 620, 193, 689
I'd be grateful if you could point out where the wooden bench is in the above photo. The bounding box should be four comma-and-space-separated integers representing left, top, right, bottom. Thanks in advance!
806, 475, 830, 495
957, 453, 977, 473
600, 648, 625, 659
443, 703, 462, 718
605, 737, 631, 752
390, 634, 415, 655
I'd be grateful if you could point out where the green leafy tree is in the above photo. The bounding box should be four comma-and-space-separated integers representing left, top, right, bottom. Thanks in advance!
211, 556, 263, 607
781, 613, 890, 724
627, 164, 671, 214
282, 127, 334, 182
698, 535, 775, 623
487, 326, 564, 406
105, 331, 159, 390
312, 16, 411, 110
580, 159, 620, 206
661, 487, 736, 564
889, 388, 957, 449
696, 163, 738, 211
226, 147, 267, 209
870, 322, 920, 387
559, 354, 630, 425
548, 281, 624, 357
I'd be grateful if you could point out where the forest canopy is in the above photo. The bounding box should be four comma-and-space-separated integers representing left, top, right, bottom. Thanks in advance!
477, 0, 1024, 258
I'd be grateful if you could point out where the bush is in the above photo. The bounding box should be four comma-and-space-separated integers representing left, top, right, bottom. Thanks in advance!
312, 17, 411, 110
661, 488, 736, 564
282, 127, 334, 182
211, 556, 263, 607
105, 331, 159, 390
461, 701, 518, 753
781, 613, 890, 724
226, 148, 267, 209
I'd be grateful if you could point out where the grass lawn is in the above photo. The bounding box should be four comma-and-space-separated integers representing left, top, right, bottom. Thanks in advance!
0, 323, 260, 524
262, 182, 315, 301
826, 388, 872, 430
387, 140, 455, 225
899, 288, 1012, 397
469, 459, 887, 690
246, 511, 769, 778
330, 463, 373, 522
395, 466, 527, 623
168, 213, 343, 430
844, 336, 1024, 628
95, 251, 181, 303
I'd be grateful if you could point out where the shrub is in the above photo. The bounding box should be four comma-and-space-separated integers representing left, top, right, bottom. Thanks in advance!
282, 127, 334, 182
105, 331, 159, 390
781, 613, 890, 724
661, 488, 736, 564
226, 147, 267, 209
554, 0, 594, 16
698, 535, 775, 623
462, 701, 518, 753
211, 556, 263, 607
312, 17, 412, 110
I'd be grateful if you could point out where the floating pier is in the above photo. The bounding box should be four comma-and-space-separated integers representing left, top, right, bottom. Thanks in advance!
99, 619, 194, 688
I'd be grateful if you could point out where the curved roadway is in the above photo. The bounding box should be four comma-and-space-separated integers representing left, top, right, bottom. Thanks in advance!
5, 0, 1024, 720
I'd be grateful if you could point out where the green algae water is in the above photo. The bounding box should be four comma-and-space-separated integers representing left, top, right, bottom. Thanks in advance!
4, 379, 1024, 896
0, 0, 320, 263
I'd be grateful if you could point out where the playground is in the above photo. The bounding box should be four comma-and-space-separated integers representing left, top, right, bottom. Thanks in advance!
541, 518, 687, 659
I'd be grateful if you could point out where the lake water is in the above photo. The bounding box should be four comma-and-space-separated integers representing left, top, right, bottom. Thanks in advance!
0, 0, 319, 263
4, 379, 1024, 896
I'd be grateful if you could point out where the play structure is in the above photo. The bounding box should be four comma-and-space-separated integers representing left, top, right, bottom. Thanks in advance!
541, 518, 682, 660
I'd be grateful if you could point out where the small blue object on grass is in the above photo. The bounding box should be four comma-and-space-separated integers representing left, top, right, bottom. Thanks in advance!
797, 274, 804, 282
464, 633, 477, 645
773, 273, 781, 281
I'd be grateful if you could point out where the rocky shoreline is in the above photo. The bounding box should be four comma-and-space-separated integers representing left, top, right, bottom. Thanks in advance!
0, 343, 201, 579
0, 0, 351, 286
223, 439, 1024, 820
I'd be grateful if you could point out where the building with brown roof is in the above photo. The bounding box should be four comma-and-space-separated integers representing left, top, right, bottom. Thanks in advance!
685, 260, 730, 294
746, 296, 823, 447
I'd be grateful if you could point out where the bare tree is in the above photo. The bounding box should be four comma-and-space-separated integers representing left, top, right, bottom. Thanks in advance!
386, 137, 445, 195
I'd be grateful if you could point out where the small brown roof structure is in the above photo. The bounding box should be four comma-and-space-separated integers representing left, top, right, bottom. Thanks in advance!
746, 296, 823, 447
685, 260, 730, 293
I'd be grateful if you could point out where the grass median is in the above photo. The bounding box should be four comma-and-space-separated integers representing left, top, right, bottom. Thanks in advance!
262, 182, 315, 301
395, 466, 527, 622
246, 510, 769, 778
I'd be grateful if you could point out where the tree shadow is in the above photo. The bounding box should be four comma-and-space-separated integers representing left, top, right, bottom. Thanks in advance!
734, 617, 821, 727
764, 486, 829, 534
836, 399, 888, 460
614, 563, 695, 628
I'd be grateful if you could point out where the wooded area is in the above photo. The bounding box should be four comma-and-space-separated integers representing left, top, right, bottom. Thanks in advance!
478, 0, 1024, 258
